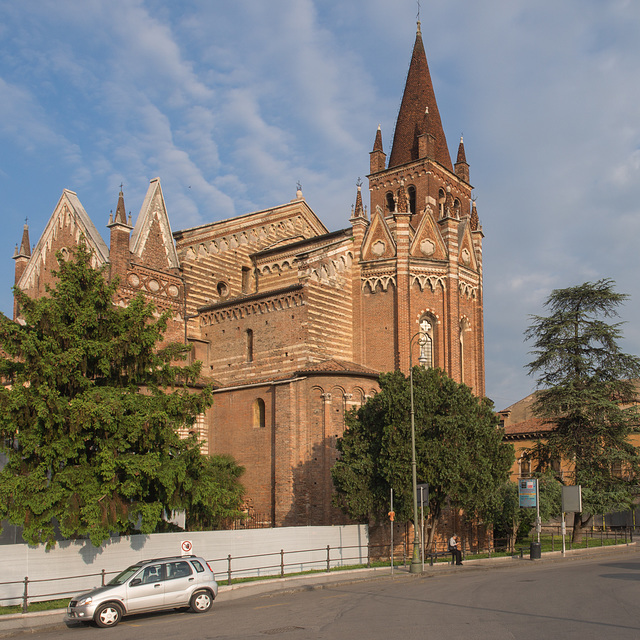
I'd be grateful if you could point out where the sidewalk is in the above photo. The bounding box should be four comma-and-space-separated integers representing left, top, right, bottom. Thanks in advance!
0, 542, 636, 637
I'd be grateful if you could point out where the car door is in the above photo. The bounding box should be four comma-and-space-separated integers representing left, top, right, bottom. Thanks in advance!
163, 560, 195, 606
125, 563, 166, 612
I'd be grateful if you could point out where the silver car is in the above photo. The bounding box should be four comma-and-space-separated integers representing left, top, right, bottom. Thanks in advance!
65, 555, 218, 628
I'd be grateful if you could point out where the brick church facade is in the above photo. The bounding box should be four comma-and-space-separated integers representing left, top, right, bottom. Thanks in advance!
12, 23, 485, 527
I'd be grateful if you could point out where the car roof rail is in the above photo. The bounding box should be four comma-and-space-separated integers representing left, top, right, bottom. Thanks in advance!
140, 555, 197, 564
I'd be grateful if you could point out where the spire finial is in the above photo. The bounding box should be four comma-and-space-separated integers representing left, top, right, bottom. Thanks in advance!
417, 0, 421, 29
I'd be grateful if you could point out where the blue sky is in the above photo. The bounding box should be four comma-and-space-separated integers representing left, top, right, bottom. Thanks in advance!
2, 0, 640, 410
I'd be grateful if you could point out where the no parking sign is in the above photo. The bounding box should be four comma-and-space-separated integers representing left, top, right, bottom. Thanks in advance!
181, 540, 193, 555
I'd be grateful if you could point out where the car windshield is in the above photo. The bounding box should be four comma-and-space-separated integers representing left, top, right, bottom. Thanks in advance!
107, 565, 142, 586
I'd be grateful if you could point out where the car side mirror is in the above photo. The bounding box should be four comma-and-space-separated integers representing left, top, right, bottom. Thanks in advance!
130, 578, 142, 587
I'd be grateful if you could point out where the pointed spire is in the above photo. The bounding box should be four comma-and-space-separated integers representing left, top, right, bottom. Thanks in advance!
114, 187, 127, 225
373, 125, 383, 153
108, 185, 133, 230
18, 221, 31, 258
353, 178, 365, 219
470, 199, 479, 231
370, 125, 386, 174
455, 135, 470, 183
456, 135, 467, 164
388, 23, 452, 171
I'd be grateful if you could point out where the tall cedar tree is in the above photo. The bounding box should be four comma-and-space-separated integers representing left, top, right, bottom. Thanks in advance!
525, 279, 640, 542
331, 367, 514, 550
0, 244, 245, 547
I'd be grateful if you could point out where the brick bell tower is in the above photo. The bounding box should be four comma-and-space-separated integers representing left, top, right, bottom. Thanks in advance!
355, 20, 485, 396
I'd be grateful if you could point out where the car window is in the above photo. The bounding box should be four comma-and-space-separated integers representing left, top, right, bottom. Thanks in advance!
140, 564, 164, 584
190, 560, 205, 573
108, 565, 142, 586
165, 561, 193, 580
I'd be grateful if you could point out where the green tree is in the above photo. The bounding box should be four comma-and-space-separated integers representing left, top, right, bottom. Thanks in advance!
525, 279, 640, 542
331, 367, 514, 550
0, 244, 245, 547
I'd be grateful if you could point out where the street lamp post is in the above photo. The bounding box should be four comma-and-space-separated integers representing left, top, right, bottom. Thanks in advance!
409, 331, 428, 574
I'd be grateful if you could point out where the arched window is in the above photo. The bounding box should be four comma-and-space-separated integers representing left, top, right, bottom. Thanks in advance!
407, 185, 416, 214
252, 398, 265, 428
453, 198, 461, 219
519, 457, 531, 478
246, 329, 253, 362
385, 192, 395, 213
419, 316, 435, 368
438, 189, 446, 219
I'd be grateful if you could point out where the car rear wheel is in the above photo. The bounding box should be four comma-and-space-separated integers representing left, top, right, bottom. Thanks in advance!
94, 603, 122, 628
190, 590, 213, 613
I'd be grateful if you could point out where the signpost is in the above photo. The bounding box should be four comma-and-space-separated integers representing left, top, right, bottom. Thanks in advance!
417, 483, 429, 572
519, 478, 541, 558
561, 485, 582, 556
389, 489, 394, 575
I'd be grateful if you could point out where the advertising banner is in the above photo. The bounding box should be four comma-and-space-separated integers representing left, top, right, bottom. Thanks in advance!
518, 478, 538, 508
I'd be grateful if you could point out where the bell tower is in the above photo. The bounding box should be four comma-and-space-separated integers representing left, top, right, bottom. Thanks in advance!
359, 21, 485, 396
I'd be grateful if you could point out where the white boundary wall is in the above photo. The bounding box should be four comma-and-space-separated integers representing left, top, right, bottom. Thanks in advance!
0, 525, 368, 606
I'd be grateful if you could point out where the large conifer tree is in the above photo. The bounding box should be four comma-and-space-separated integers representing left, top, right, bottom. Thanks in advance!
525, 279, 640, 541
0, 244, 244, 547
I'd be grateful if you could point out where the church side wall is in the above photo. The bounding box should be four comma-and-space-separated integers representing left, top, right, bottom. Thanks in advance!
199, 290, 309, 386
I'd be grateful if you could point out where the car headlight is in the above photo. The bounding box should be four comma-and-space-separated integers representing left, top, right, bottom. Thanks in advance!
77, 596, 93, 606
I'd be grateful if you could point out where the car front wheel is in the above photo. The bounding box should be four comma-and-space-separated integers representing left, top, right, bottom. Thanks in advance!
94, 603, 122, 628
190, 590, 213, 613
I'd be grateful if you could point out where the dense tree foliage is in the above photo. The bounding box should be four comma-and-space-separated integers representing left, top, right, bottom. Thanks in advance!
525, 279, 640, 541
331, 367, 514, 549
0, 244, 245, 547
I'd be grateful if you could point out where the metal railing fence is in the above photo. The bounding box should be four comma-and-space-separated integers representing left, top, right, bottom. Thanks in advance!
1, 527, 636, 614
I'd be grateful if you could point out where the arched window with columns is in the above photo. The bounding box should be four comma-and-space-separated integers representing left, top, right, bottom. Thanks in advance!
419, 315, 435, 368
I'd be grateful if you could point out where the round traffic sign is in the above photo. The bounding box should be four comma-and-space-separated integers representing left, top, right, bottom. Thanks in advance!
181, 540, 193, 554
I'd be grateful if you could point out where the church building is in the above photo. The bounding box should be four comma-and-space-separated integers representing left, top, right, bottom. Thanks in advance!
12, 23, 485, 528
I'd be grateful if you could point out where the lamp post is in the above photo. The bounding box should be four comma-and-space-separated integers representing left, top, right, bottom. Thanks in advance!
409, 331, 428, 573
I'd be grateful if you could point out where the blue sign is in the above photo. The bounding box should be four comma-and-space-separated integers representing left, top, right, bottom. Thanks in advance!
518, 478, 538, 508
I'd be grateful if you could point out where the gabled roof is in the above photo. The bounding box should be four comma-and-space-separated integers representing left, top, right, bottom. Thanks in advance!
130, 178, 180, 270
17, 190, 109, 290
388, 22, 452, 171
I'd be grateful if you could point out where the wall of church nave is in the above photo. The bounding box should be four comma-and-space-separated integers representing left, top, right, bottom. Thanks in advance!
199, 292, 309, 385
305, 277, 353, 362
207, 386, 276, 522
281, 377, 375, 527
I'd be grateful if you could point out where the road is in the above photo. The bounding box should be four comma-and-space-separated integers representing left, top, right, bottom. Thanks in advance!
18, 550, 640, 639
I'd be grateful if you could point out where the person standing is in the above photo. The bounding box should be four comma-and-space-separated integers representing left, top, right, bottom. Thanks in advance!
448, 534, 463, 565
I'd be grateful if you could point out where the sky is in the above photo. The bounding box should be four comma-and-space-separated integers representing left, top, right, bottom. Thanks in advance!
2, 0, 640, 410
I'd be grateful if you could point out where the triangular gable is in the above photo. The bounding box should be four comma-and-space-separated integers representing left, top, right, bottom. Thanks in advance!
409, 204, 447, 260
361, 207, 397, 261
457, 219, 479, 271
130, 178, 180, 270
17, 189, 109, 291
